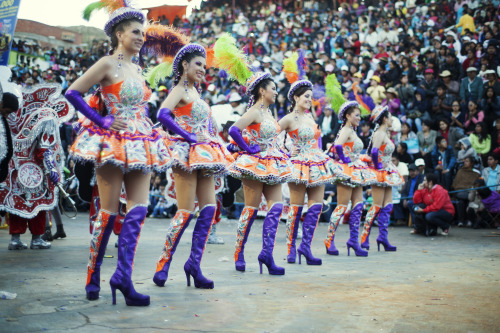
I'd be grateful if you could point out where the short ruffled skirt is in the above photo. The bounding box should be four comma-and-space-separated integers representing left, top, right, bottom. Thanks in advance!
369, 162, 404, 187
70, 122, 172, 173
229, 149, 291, 185
167, 136, 234, 176
289, 150, 338, 187
329, 159, 378, 187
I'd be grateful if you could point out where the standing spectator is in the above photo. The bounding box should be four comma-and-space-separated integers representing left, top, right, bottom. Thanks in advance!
412, 173, 455, 236
431, 136, 456, 190
482, 153, 500, 192
459, 67, 484, 104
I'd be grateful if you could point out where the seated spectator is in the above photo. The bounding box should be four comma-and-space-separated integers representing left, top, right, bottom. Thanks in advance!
459, 67, 484, 104
407, 88, 428, 132
395, 122, 419, 156
395, 142, 413, 164
431, 136, 456, 190
395, 73, 415, 115
432, 84, 456, 123
491, 117, 500, 155
397, 163, 424, 225
464, 100, 485, 134
449, 100, 465, 130
469, 122, 492, 163
438, 119, 464, 156
317, 106, 339, 150
366, 75, 386, 104
452, 156, 481, 227
457, 137, 478, 167
358, 120, 372, 150
481, 87, 500, 124
419, 68, 438, 106
469, 178, 500, 229
382, 87, 400, 116
412, 173, 455, 236
417, 119, 438, 159
483, 70, 500, 97
440, 70, 460, 97
151, 180, 172, 218
482, 153, 500, 192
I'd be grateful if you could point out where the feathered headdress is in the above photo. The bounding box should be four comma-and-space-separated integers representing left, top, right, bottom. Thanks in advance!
283, 49, 312, 101
83, 0, 145, 37
325, 74, 346, 116
213, 33, 253, 85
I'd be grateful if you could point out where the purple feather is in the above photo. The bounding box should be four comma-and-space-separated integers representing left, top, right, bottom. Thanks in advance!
297, 49, 307, 80
312, 83, 325, 100
219, 69, 228, 79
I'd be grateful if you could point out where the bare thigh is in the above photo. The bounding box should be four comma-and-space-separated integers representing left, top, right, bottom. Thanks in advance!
172, 167, 197, 211
306, 185, 325, 206
371, 185, 386, 206
288, 183, 307, 206
96, 164, 124, 213
262, 184, 283, 208
242, 178, 264, 207
383, 187, 393, 206
123, 170, 151, 210
196, 173, 216, 209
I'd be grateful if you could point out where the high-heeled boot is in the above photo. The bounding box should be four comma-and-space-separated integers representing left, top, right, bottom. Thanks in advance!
285, 205, 303, 263
184, 205, 216, 289
153, 210, 193, 286
110, 205, 150, 306
235, 206, 258, 271
258, 203, 285, 275
360, 205, 381, 250
297, 203, 322, 265
85, 210, 117, 300
346, 202, 368, 257
324, 205, 347, 255
377, 204, 397, 251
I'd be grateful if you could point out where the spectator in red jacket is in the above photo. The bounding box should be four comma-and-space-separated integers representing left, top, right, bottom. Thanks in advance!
411, 173, 455, 236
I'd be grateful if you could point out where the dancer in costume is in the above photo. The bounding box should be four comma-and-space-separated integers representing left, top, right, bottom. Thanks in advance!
0, 78, 72, 250
214, 34, 291, 275
359, 106, 403, 251
324, 75, 377, 257
280, 51, 338, 266
141, 25, 233, 289
68, 1, 171, 306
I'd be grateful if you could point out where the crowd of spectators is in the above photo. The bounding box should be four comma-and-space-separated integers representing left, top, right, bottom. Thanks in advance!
5, 0, 500, 229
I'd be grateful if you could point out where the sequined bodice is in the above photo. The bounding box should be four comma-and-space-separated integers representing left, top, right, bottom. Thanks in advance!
379, 141, 395, 165
289, 125, 321, 151
102, 78, 152, 134
343, 137, 364, 161
245, 118, 281, 150
173, 99, 212, 136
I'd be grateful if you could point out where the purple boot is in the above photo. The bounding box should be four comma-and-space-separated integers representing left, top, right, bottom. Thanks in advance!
235, 206, 258, 271
377, 204, 397, 251
184, 205, 216, 289
346, 202, 368, 257
110, 205, 150, 306
86, 210, 117, 300
258, 203, 285, 275
297, 203, 322, 265
286, 205, 303, 263
324, 205, 347, 255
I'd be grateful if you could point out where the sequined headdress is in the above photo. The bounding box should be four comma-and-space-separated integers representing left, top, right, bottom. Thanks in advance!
83, 0, 145, 37
370, 105, 389, 123
283, 49, 312, 101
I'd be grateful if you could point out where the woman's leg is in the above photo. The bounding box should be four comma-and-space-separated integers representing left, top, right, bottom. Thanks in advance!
258, 184, 285, 275
154, 167, 197, 286
376, 187, 397, 251
360, 185, 384, 250
109, 169, 151, 306
346, 186, 368, 256
286, 183, 307, 263
85, 165, 123, 300
234, 179, 264, 271
297, 185, 325, 265
324, 183, 352, 255
183, 173, 217, 289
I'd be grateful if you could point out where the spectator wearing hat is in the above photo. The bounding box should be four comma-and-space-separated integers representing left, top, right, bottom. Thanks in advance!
483, 70, 500, 97
398, 163, 424, 225
228, 92, 245, 116
419, 68, 438, 106
431, 136, 456, 190
367, 75, 386, 104
439, 70, 460, 97
460, 67, 484, 104
443, 31, 461, 55
382, 87, 401, 116
412, 173, 455, 236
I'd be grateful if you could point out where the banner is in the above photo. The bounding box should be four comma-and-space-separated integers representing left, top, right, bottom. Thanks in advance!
0, 0, 21, 66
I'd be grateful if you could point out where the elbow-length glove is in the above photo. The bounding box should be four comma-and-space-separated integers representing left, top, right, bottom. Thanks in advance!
226, 143, 240, 153
228, 126, 260, 154
65, 90, 114, 129
371, 147, 383, 169
157, 108, 197, 144
335, 144, 351, 164
43, 150, 60, 184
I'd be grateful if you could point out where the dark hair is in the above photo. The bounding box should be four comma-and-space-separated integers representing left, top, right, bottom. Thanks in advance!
473, 178, 492, 199
374, 110, 390, 126
425, 173, 438, 185
289, 85, 312, 113
463, 156, 474, 165
488, 153, 499, 161
109, 18, 143, 55
435, 135, 445, 145
160, 180, 168, 187
439, 118, 449, 127
399, 142, 408, 152
422, 119, 433, 129
2, 92, 19, 112
475, 122, 489, 143
173, 50, 206, 86
249, 78, 275, 109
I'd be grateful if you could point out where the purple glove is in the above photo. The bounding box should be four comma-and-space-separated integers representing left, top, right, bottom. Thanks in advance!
65, 90, 114, 129
226, 143, 240, 153
335, 144, 351, 164
228, 126, 260, 154
317, 136, 323, 150
157, 108, 197, 144
43, 150, 60, 184
371, 147, 383, 169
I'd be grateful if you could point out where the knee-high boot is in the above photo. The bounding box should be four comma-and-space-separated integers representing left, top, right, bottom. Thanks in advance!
153, 210, 194, 286
360, 205, 381, 250
297, 203, 322, 265
234, 206, 258, 271
324, 205, 347, 255
86, 210, 117, 300
110, 205, 150, 306
184, 204, 216, 289
346, 202, 368, 257
377, 204, 397, 251
258, 203, 285, 275
285, 205, 303, 263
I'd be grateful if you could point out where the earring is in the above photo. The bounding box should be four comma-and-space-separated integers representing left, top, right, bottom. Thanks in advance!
184, 75, 189, 100
197, 83, 202, 95
259, 96, 265, 115
115, 47, 123, 78
133, 53, 141, 74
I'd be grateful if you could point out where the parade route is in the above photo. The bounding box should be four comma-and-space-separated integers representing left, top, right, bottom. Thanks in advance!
0, 214, 499, 333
